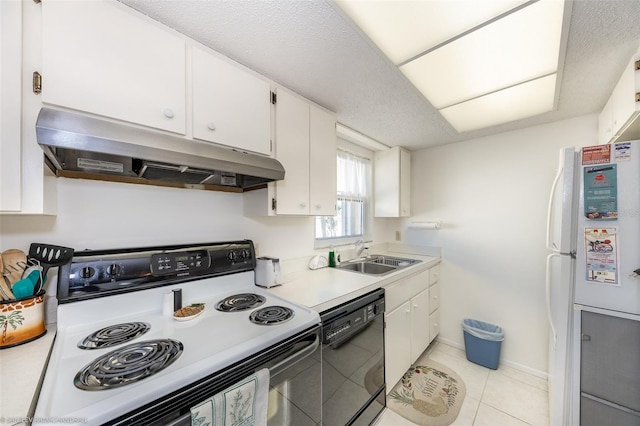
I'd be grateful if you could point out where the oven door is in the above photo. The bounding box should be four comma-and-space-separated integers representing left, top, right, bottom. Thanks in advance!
106, 325, 321, 426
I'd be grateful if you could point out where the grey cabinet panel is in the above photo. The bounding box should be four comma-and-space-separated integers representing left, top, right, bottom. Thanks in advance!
581, 396, 640, 426
581, 311, 640, 413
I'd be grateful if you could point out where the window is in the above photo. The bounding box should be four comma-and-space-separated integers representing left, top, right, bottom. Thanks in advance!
315, 149, 370, 242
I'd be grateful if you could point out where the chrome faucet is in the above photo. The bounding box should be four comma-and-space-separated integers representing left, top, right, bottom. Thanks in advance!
354, 239, 372, 258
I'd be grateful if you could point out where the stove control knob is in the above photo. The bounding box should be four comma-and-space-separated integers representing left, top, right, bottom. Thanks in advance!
227, 251, 237, 263
107, 264, 121, 276
241, 249, 251, 260
80, 266, 95, 279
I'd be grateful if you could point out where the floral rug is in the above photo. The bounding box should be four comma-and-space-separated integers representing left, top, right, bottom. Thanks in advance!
388, 357, 466, 426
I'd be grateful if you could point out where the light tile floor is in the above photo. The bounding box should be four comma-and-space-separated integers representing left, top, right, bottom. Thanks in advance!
375, 341, 549, 426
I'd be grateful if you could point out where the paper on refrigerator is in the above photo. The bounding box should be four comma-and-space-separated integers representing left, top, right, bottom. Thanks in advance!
584, 227, 618, 285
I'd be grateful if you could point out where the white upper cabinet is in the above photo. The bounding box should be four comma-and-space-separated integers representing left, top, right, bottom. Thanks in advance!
598, 49, 640, 144
244, 88, 336, 216
41, 0, 187, 135
274, 89, 311, 215
309, 105, 337, 216
1, 0, 56, 215
192, 47, 271, 155
375, 146, 410, 217
1, 0, 23, 212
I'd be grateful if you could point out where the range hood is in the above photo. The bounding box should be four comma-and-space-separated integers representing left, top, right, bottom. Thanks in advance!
36, 107, 285, 192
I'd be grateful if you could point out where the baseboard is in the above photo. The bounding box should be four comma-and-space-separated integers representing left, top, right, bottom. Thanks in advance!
435, 336, 548, 380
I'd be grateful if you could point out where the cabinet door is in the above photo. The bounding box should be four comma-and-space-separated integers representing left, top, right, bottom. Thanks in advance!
274, 89, 310, 215
611, 56, 637, 138
598, 97, 613, 145
0, 0, 22, 211
42, 1, 186, 134
309, 105, 336, 216
192, 47, 271, 155
410, 288, 430, 363
399, 148, 411, 217
385, 301, 412, 391
374, 146, 410, 217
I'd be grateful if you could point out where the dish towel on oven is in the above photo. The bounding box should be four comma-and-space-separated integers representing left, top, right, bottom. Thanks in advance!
190, 368, 270, 426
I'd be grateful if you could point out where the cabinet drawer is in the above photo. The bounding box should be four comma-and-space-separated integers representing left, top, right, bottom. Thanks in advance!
385, 269, 429, 312
429, 264, 441, 286
429, 282, 440, 314
429, 309, 440, 343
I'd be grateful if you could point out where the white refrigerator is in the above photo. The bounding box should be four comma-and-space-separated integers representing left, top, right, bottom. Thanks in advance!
546, 146, 579, 426
547, 141, 640, 426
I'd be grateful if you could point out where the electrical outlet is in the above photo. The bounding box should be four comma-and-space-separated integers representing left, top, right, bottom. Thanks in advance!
395, 231, 401, 241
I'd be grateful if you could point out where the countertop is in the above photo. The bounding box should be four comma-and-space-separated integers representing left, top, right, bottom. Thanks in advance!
0, 324, 56, 425
0, 246, 440, 421
269, 251, 440, 313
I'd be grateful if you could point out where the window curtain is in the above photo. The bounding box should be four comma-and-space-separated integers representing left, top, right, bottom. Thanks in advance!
337, 149, 368, 201
315, 149, 370, 240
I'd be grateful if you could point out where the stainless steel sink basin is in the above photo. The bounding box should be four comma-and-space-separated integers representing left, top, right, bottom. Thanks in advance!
337, 255, 421, 275
368, 255, 421, 267
338, 262, 397, 275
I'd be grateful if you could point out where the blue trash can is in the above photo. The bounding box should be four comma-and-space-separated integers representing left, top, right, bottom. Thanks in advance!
462, 318, 504, 370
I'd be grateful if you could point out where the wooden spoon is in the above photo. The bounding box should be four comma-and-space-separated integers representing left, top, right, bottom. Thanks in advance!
0, 253, 15, 300
2, 249, 27, 286
0, 254, 5, 301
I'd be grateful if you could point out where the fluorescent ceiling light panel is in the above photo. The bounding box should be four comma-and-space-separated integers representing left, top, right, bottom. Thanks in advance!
336, 0, 526, 65
439, 74, 557, 132
400, 0, 564, 109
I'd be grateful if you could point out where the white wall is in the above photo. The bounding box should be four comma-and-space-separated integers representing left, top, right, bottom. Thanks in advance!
388, 114, 597, 374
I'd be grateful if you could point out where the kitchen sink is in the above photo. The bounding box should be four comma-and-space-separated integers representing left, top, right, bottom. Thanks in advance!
338, 262, 397, 275
337, 255, 421, 276
367, 255, 421, 267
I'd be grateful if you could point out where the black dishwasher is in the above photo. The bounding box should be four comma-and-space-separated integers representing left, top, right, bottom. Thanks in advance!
321, 288, 385, 425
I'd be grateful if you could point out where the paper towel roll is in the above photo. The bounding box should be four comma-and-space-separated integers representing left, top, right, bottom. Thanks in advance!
409, 222, 441, 229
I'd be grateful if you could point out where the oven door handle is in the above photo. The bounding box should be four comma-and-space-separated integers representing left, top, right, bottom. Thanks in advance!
269, 330, 320, 377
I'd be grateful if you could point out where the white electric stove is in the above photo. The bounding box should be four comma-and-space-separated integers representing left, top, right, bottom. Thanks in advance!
34, 241, 321, 425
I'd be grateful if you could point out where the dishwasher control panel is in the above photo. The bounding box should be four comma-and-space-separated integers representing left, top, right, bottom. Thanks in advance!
322, 289, 385, 345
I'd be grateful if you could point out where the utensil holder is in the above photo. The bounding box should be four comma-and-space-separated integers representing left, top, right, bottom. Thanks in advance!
0, 291, 46, 349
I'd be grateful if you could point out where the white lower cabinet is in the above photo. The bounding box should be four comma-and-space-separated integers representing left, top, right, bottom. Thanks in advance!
385, 300, 412, 391
384, 268, 436, 392
410, 288, 431, 363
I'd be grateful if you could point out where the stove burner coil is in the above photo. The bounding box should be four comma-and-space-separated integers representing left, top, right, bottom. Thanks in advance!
74, 339, 183, 390
215, 293, 266, 312
77, 322, 151, 349
249, 306, 295, 325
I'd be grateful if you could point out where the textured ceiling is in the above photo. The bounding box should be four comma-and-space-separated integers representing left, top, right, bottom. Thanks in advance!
118, 0, 640, 150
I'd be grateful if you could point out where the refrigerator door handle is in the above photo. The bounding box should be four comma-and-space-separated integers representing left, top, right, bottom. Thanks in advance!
546, 253, 559, 346
546, 165, 563, 252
